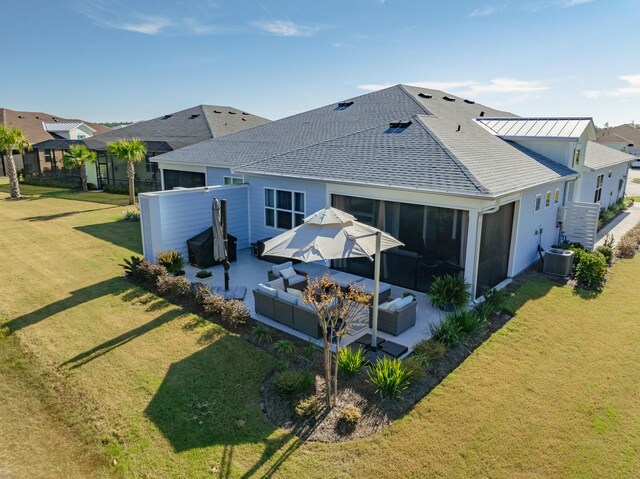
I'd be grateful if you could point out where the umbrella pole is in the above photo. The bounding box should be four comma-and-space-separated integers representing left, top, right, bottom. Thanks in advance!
371, 232, 381, 349
221, 199, 230, 291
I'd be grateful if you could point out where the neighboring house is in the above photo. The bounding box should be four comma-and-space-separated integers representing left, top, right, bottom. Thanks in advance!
596, 124, 640, 168
83, 105, 270, 190
141, 85, 635, 298
0, 108, 109, 177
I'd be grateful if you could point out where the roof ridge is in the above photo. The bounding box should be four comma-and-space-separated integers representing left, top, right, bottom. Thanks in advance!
200, 104, 216, 138
398, 84, 433, 116
413, 115, 488, 194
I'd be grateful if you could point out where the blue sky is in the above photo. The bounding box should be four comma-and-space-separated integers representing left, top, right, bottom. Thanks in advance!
2, 0, 639, 126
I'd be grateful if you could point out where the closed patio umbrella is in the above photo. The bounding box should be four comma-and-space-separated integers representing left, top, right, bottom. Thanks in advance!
212, 198, 230, 290
261, 207, 403, 348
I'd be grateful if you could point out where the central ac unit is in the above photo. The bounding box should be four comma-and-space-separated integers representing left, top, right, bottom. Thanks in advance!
543, 248, 574, 277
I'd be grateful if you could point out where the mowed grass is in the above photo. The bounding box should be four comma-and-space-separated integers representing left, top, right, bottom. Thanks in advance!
1, 178, 639, 478
0, 181, 130, 205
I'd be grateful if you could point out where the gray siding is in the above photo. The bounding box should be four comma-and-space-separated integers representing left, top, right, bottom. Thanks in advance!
244, 175, 327, 242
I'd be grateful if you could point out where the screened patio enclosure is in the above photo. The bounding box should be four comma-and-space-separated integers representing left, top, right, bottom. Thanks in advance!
331, 194, 468, 292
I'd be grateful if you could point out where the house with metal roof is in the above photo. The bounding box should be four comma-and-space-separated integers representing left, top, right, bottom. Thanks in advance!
142, 85, 635, 299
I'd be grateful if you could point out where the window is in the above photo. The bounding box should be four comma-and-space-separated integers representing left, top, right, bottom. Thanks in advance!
265, 188, 305, 229
594, 174, 604, 203
572, 147, 580, 167
554, 189, 560, 205
534, 194, 542, 212
224, 176, 243, 185
145, 156, 158, 174
77, 134, 86, 140
545, 191, 551, 208
608, 170, 612, 178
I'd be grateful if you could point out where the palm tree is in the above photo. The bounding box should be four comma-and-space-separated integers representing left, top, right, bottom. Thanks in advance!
106, 138, 147, 205
62, 144, 97, 193
0, 125, 31, 199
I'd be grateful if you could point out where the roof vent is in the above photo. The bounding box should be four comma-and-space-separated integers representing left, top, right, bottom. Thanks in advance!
479, 111, 485, 117
463, 99, 475, 104
242, 112, 250, 116
418, 93, 432, 99
388, 121, 412, 131
189, 114, 200, 119
442, 96, 455, 102
335, 101, 354, 111
629, 143, 634, 147
228, 111, 236, 115
213, 110, 222, 114
162, 114, 173, 120
18, 115, 23, 119
35, 116, 41, 119
457, 125, 461, 132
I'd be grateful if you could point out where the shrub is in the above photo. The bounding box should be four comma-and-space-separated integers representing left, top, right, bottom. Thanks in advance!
156, 249, 185, 275
122, 256, 144, 282
294, 396, 321, 418
202, 294, 226, 317
120, 208, 140, 222
452, 309, 485, 335
428, 315, 464, 348
402, 357, 426, 380
429, 274, 470, 311
339, 404, 362, 426
195, 270, 212, 279
136, 260, 168, 285
567, 245, 586, 275
337, 346, 366, 376
616, 237, 638, 259
274, 370, 314, 397
603, 233, 615, 249
303, 343, 317, 360
190, 282, 213, 304
367, 357, 412, 399
156, 275, 191, 299
272, 339, 296, 357
595, 245, 614, 265
575, 251, 608, 289
221, 300, 250, 326
252, 324, 273, 344
412, 339, 446, 367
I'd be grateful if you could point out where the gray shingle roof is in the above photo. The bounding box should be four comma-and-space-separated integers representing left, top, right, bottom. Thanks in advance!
85, 105, 269, 152
154, 85, 580, 197
584, 141, 636, 170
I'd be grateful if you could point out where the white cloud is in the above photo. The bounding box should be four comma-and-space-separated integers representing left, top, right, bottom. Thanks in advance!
583, 75, 640, 98
119, 15, 172, 35
253, 20, 322, 37
358, 78, 549, 95
560, 0, 594, 6
469, 6, 498, 17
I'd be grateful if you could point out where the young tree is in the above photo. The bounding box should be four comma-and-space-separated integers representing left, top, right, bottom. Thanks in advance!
0, 125, 31, 199
106, 138, 147, 205
303, 275, 371, 407
62, 144, 97, 193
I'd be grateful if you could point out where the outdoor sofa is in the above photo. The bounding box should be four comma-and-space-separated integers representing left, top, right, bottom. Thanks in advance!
266, 261, 307, 291
253, 278, 322, 338
369, 295, 417, 336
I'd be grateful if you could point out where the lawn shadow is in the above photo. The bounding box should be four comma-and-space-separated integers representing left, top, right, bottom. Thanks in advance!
75, 221, 143, 254
60, 308, 188, 370
501, 277, 563, 316
5, 277, 138, 333
24, 206, 118, 222
572, 287, 601, 300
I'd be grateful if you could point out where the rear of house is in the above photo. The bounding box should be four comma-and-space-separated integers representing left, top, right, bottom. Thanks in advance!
141, 85, 635, 298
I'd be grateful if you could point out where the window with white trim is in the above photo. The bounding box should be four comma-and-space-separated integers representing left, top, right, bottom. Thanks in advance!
594, 174, 604, 203
534, 194, 542, 212
265, 188, 305, 229
554, 188, 560, 205
545, 191, 551, 208
224, 176, 243, 185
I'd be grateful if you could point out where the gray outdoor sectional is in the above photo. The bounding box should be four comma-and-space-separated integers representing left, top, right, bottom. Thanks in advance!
368, 296, 418, 336
252, 278, 322, 338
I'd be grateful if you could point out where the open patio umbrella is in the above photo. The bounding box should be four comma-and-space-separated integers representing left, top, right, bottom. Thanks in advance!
261, 207, 403, 348
212, 198, 230, 290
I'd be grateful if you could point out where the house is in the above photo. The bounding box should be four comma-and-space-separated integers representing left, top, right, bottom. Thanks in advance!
0, 108, 109, 177
82, 105, 270, 191
596, 124, 640, 168
140, 85, 635, 299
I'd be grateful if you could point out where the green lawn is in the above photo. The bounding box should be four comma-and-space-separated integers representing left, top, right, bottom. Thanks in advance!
1, 180, 639, 478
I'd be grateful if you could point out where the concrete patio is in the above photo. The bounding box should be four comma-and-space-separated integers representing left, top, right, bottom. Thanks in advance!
184, 248, 444, 355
